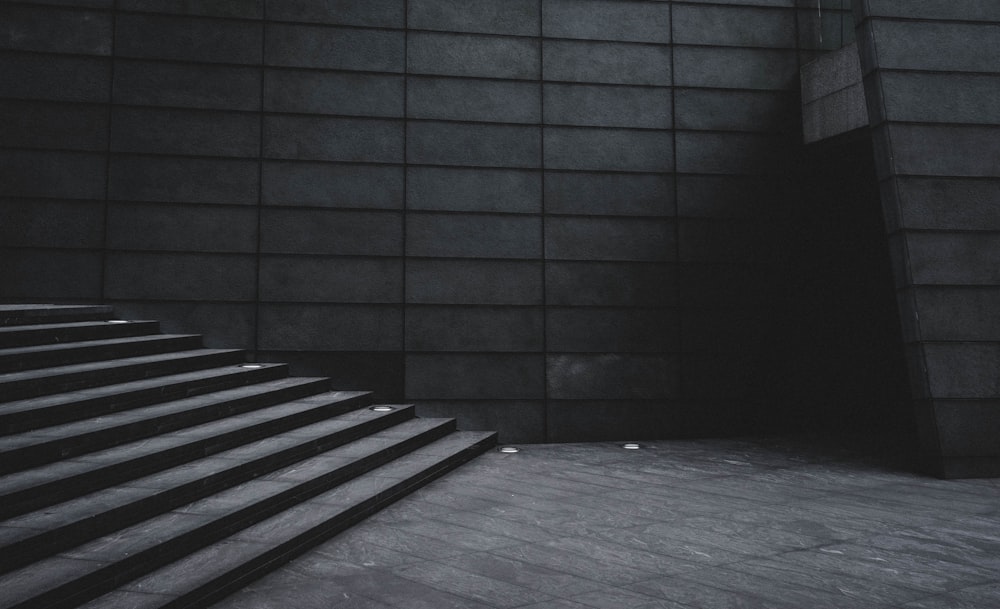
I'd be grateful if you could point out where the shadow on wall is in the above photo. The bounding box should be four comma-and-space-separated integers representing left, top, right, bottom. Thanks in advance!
762, 128, 915, 447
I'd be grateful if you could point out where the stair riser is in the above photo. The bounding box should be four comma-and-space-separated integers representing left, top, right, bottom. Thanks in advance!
0, 335, 203, 373
0, 406, 410, 575
0, 379, 335, 477
0, 321, 161, 349
0, 365, 288, 435
166, 432, 496, 609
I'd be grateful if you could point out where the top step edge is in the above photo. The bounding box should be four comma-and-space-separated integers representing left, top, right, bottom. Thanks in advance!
0, 320, 159, 333
0, 305, 114, 327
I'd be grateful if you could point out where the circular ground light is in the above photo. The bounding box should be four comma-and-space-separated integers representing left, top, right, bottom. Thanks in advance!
239, 364, 264, 369
370, 405, 395, 412
622, 442, 642, 450
498, 446, 521, 454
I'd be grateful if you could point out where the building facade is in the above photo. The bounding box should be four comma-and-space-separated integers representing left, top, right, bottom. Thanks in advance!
1, 0, 997, 477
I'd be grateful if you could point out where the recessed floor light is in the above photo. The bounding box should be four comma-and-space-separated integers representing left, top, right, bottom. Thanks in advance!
107, 320, 129, 324
498, 446, 521, 454
370, 405, 395, 412
622, 443, 642, 450
239, 364, 264, 369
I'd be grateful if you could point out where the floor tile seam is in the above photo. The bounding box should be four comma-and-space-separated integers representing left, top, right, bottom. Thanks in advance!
623, 571, 797, 609
872, 485, 1000, 507
909, 524, 1000, 545
431, 549, 611, 599
665, 568, 821, 609
647, 482, 824, 506
645, 518, 857, 552
483, 545, 633, 593
721, 555, 931, 602
389, 558, 554, 609
421, 510, 558, 544
360, 525, 497, 561
475, 470, 626, 498
362, 567, 510, 609
788, 495, 949, 522
448, 478, 604, 501
705, 551, 916, 605
537, 533, 715, 577
564, 584, 696, 609
767, 546, 994, 593
859, 528, 1000, 556
382, 516, 527, 551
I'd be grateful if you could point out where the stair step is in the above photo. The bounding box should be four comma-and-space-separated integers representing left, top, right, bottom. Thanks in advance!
0, 377, 337, 477
0, 404, 415, 575
0, 305, 114, 327
0, 349, 247, 402
81, 431, 497, 609
0, 363, 289, 435
0, 334, 203, 373
0, 386, 369, 519
0, 320, 161, 349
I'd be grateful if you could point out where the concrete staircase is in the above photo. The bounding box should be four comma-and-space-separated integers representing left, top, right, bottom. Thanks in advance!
0, 305, 496, 609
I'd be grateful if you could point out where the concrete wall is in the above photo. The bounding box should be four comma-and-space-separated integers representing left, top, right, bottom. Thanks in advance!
853, 0, 1000, 477
2, 0, 846, 443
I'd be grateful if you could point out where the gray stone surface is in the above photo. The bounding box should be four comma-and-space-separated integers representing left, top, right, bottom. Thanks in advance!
115, 60, 260, 111
543, 40, 671, 86
542, 0, 671, 43
116, 14, 261, 64
405, 354, 544, 399
265, 24, 403, 72
408, 32, 539, 79
409, 0, 538, 36
406, 213, 541, 259
203, 439, 1000, 609
268, 0, 403, 27
673, 3, 796, 48
0, 4, 112, 55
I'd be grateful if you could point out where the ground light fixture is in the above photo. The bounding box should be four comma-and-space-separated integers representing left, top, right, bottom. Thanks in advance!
370, 405, 395, 412
622, 442, 642, 450
498, 446, 521, 454
106, 320, 130, 324
239, 364, 264, 369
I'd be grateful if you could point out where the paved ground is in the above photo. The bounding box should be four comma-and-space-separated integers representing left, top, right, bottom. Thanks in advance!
210, 437, 1000, 609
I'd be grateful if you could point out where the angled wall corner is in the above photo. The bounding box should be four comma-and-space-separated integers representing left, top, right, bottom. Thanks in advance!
853, 0, 1000, 477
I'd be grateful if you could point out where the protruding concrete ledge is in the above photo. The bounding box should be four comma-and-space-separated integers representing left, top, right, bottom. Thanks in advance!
801, 42, 869, 144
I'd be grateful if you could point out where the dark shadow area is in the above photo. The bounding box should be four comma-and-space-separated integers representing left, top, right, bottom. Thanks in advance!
763, 129, 918, 464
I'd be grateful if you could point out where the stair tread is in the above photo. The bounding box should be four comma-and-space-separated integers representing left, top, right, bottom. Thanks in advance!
82, 431, 497, 609
0, 333, 196, 357
0, 406, 413, 554
0, 320, 160, 348
0, 389, 371, 512
0, 377, 331, 452
0, 364, 287, 419
0, 419, 462, 609
0, 305, 113, 326
0, 348, 241, 385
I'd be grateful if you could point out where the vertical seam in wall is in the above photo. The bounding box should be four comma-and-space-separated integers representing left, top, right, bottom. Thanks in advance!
253, 3, 266, 358
793, 0, 803, 70
402, 0, 409, 404
100, 0, 118, 304
539, 0, 548, 442
669, 1, 681, 404
860, 9, 938, 456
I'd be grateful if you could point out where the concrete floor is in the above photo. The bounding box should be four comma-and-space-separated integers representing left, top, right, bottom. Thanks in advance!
210, 438, 1000, 609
